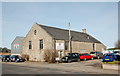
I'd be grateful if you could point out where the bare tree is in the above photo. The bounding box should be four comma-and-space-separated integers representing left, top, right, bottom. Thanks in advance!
44, 50, 58, 63
21, 54, 29, 61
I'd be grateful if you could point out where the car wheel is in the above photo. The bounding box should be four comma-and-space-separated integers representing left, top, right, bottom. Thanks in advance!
77, 59, 80, 62
91, 57, 94, 60
15, 60, 18, 63
84, 58, 86, 61
5, 60, 8, 62
60, 61, 63, 63
97, 56, 100, 59
68, 59, 71, 63
113, 59, 115, 62
3, 59, 5, 62
9, 60, 11, 62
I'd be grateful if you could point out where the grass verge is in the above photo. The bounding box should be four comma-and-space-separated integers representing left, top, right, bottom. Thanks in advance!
103, 61, 120, 65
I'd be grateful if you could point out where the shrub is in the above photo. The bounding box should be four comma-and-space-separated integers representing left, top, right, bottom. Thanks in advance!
44, 50, 58, 63
103, 61, 120, 65
21, 54, 29, 61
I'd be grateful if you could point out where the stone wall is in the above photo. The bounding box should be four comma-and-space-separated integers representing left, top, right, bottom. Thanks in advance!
95, 43, 106, 51
72, 41, 106, 53
22, 24, 54, 61
55, 40, 106, 56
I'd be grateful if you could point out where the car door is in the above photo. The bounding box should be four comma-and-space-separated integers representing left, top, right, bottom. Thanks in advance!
86, 54, 90, 59
113, 54, 117, 60
71, 54, 76, 61
85, 54, 89, 59
80, 54, 85, 59
74, 53, 79, 61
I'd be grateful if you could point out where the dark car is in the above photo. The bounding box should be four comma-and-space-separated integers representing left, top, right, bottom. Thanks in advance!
2, 55, 11, 62
113, 51, 120, 61
10, 55, 25, 62
90, 51, 103, 59
113, 51, 120, 55
79, 53, 93, 61
0, 55, 3, 60
61, 53, 80, 63
102, 53, 117, 62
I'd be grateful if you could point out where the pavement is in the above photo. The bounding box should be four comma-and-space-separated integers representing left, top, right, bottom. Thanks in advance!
1, 59, 119, 74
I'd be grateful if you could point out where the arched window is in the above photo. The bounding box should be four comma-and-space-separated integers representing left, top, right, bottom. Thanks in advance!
34, 30, 37, 35
29, 41, 32, 49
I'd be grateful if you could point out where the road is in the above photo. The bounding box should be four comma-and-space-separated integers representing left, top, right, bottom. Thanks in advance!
2, 63, 87, 74
1, 59, 119, 74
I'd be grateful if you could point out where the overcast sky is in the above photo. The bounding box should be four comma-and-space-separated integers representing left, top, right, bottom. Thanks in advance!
1, 2, 118, 49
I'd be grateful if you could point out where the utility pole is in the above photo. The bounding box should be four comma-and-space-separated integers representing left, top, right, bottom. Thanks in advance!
68, 22, 72, 54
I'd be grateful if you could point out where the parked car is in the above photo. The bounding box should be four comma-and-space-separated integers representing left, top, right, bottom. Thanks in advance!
113, 51, 120, 61
90, 51, 103, 59
0, 55, 3, 59
61, 53, 80, 63
79, 53, 93, 61
116, 55, 120, 61
0, 55, 3, 61
10, 55, 25, 62
102, 53, 117, 62
113, 51, 120, 55
2, 55, 11, 62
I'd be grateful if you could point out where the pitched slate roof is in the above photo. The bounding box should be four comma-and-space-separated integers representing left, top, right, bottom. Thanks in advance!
38, 24, 101, 43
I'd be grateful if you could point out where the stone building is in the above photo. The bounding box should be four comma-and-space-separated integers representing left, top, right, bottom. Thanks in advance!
22, 23, 106, 61
11, 36, 24, 55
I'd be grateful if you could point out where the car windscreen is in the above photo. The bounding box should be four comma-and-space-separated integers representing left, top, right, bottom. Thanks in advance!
84, 54, 90, 55
66, 53, 71, 56
11, 55, 19, 58
114, 51, 120, 53
90, 52, 95, 54
66, 53, 78, 56
104, 54, 113, 56
3, 55, 10, 58
79, 54, 82, 56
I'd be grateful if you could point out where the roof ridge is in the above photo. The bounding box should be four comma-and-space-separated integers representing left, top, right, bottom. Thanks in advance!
16, 36, 24, 38
37, 23, 85, 34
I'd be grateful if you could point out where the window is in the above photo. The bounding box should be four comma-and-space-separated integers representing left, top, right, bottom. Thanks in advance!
65, 41, 69, 50
34, 30, 37, 35
29, 41, 32, 49
40, 39, 43, 49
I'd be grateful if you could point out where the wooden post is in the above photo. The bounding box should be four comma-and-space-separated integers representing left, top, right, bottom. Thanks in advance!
68, 23, 72, 54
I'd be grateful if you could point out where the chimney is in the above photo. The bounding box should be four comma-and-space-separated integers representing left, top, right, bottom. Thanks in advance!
82, 29, 86, 33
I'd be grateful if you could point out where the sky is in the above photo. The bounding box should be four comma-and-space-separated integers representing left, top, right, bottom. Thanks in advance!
0, 2, 2, 48
1, 2, 118, 49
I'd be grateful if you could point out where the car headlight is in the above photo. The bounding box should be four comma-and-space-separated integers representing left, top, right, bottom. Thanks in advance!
17, 59, 19, 60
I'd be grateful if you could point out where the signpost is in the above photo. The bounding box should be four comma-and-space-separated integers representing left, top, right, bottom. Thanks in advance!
56, 43, 64, 50
56, 43, 64, 62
